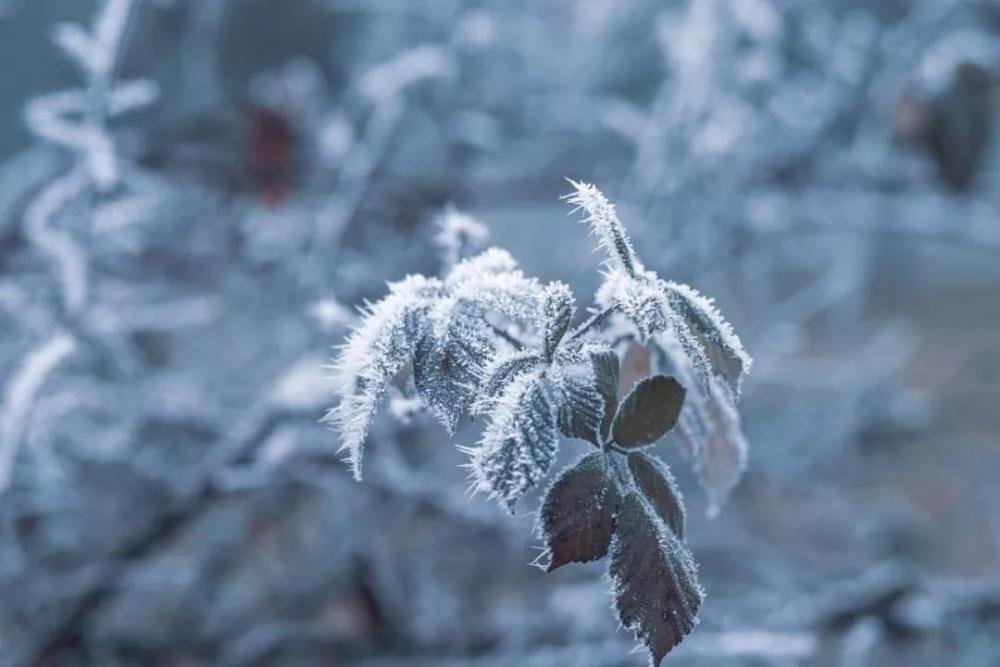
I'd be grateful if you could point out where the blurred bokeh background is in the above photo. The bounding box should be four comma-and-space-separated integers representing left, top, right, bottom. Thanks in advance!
1, 1, 999, 665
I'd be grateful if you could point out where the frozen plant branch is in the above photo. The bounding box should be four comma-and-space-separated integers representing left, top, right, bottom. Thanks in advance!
325, 181, 755, 665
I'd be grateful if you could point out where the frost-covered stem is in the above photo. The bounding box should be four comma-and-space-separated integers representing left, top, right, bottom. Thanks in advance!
0, 332, 77, 493
564, 180, 640, 277
490, 323, 526, 349
605, 451, 631, 489
606, 443, 630, 456
568, 305, 617, 342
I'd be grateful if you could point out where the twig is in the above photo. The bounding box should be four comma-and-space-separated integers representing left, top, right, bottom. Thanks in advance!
568, 306, 617, 342
0, 331, 77, 492
23, 167, 91, 314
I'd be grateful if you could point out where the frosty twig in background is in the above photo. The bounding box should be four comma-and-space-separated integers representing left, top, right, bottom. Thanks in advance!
0, 0, 153, 499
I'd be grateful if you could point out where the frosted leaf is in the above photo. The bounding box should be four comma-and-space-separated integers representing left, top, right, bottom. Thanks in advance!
612, 376, 686, 449
537, 452, 619, 571
450, 269, 543, 322
609, 494, 704, 666
687, 378, 748, 517
656, 336, 748, 517
628, 453, 686, 539
469, 371, 558, 512
556, 370, 605, 447
540, 281, 575, 359
472, 348, 544, 414
665, 282, 752, 397
590, 347, 620, 441
326, 275, 442, 480
564, 180, 640, 277
595, 268, 671, 340
575, 187, 751, 396
413, 304, 494, 434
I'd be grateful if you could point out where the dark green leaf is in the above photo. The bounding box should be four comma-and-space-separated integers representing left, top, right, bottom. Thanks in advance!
628, 453, 685, 539
609, 494, 703, 666
611, 375, 685, 448
537, 452, 619, 571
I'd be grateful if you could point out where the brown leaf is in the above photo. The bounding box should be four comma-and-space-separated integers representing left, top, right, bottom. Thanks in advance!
609, 494, 703, 666
537, 452, 620, 572
628, 452, 685, 539
612, 375, 685, 448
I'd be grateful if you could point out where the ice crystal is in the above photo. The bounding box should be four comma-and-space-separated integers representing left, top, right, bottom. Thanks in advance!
564, 179, 640, 277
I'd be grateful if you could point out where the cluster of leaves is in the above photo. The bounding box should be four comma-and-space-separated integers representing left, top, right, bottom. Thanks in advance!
326, 181, 752, 664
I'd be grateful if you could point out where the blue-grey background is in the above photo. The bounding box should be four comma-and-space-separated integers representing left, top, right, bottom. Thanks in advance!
1, 1, 999, 665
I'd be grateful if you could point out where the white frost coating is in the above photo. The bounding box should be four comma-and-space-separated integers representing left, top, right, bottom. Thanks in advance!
326, 275, 442, 480
595, 267, 671, 340
444, 247, 519, 287
467, 370, 557, 510
564, 179, 641, 277
578, 191, 751, 395
0, 332, 77, 492
450, 270, 543, 322
471, 348, 543, 414
664, 281, 753, 395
